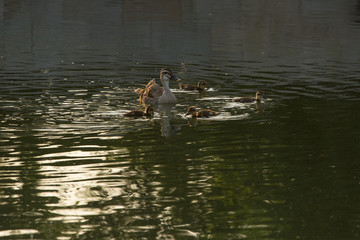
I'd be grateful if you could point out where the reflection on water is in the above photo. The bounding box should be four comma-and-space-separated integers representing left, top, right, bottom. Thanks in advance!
1, 0, 360, 239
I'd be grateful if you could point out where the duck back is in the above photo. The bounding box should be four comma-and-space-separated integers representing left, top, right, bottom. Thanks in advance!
196, 109, 216, 118
124, 110, 146, 117
234, 97, 255, 103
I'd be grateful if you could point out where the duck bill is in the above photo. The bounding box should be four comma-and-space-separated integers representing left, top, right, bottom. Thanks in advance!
184, 111, 192, 117
171, 75, 181, 82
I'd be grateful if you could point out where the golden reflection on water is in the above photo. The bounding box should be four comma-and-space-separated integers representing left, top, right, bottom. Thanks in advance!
0, 229, 39, 238
37, 159, 129, 206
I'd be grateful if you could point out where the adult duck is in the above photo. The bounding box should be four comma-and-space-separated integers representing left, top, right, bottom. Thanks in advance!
233, 91, 266, 103
136, 68, 180, 105
184, 106, 217, 118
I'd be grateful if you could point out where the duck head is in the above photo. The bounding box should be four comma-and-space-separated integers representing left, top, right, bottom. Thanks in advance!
197, 80, 207, 89
256, 91, 266, 100
160, 68, 180, 82
184, 106, 197, 117
145, 106, 154, 115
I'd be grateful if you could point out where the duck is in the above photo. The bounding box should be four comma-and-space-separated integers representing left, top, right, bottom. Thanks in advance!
185, 106, 217, 118
135, 68, 180, 105
233, 91, 266, 103
124, 106, 154, 118
179, 80, 207, 91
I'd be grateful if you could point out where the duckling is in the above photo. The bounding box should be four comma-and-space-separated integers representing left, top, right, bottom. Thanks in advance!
185, 106, 217, 118
179, 80, 207, 91
135, 68, 180, 105
124, 106, 154, 118
233, 91, 266, 103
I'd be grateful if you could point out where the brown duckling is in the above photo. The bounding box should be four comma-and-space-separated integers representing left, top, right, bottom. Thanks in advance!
179, 80, 207, 91
124, 106, 154, 118
185, 106, 217, 118
233, 91, 266, 103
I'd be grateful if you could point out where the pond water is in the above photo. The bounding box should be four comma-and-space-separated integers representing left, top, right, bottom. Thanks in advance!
1, 0, 360, 239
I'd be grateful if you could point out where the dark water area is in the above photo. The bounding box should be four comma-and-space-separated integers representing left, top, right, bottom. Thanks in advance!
1, 0, 360, 239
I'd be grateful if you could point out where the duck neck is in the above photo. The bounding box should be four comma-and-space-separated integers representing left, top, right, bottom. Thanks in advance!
158, 79, 176, 104
162, 80, 171, 92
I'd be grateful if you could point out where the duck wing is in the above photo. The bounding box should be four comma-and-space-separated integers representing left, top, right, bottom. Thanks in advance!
145, 79, 163, 98
124, 110, 145, 117
196, 109, 216, 118
137, 79, 164, 104
179, 83, 198, 91
234, 97, 255, 103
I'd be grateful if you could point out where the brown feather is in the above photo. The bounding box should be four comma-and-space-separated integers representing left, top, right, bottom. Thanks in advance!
196, 109, 217, 118
124, 106, 154, 118
136, 68, 178, 104
233, 97, 256, 103
179, 80, 207, 91
185, 106, 216, 118
137, 79, 164, 104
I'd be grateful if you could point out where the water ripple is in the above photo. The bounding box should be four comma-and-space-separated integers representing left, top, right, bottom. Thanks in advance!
0, 1, 359, 239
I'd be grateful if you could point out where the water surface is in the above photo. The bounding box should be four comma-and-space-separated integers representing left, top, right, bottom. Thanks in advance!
1, 0, 360, 239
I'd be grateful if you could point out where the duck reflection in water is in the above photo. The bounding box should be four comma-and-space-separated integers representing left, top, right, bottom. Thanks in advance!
157, 104, 182, 137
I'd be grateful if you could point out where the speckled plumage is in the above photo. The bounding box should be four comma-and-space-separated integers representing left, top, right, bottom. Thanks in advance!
136, 68, 179, 105
179, 80, 207, 91
185, 106, 217, 118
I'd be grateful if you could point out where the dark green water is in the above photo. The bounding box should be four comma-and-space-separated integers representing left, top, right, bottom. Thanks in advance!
1, 0, 360, 239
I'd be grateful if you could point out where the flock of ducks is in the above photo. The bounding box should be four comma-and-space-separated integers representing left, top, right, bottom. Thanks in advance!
124, 68, 266, 120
